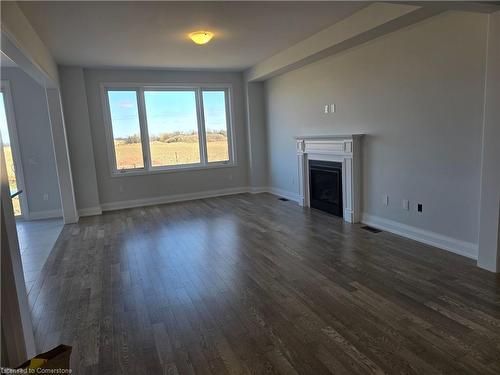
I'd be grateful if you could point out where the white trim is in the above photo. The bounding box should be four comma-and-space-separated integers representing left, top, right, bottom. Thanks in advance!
1, 80, 30, 218
361, 213, 478, 260
101, 82, 235, 89
100, 186, 249, 212
45, 88, 79, 224
196, 88, 209, 166
99, 186, 303, 212
78, 206, 102, 217
109, 161, 237, 178
248, 186, 269, 194
267, 187, 302, 204
24, 209, 62, 220
137, 87, 152, 171
248, 186, 302, 203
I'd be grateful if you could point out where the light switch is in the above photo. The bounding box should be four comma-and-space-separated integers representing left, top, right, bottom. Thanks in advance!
324, 105, 329, 114
330, 104, 336, 113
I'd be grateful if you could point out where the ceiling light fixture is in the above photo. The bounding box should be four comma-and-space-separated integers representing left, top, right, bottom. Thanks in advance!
189, 31, 214, 45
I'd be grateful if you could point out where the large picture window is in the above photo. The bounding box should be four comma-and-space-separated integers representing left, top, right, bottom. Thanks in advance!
103, 84, 234, 175
144, 90, 200, 167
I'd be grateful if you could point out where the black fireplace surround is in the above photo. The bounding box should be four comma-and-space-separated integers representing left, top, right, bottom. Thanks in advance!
309, 160, 343, 217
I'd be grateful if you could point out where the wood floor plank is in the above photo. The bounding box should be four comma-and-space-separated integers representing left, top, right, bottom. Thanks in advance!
29, 193, 500, 374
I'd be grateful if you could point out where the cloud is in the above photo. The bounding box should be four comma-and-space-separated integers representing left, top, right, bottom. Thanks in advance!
118, 100, 134, 109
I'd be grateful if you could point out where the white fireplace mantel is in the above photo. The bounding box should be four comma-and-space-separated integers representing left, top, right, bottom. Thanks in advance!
295, 134, 363, 223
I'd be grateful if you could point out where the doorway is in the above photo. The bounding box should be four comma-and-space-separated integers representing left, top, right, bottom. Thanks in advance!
0, 72, 64, 293
0, 81, 27, 218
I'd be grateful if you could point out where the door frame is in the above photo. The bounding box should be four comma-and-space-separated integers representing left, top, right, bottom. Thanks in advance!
1, 80, 29, 218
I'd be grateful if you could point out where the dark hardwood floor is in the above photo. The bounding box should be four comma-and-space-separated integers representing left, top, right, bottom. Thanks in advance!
28, 193, 500, 374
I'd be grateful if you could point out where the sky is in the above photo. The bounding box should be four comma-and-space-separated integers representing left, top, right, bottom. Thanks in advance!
108, 90, 227, 139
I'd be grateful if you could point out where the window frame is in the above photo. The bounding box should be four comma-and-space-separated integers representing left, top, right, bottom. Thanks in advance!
101, 83, 236, 177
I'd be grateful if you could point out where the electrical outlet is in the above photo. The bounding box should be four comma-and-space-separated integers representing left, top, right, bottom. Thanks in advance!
403, 199, 409, 210
417, 203, 423, 213
324, 105, 330, 114
382, 194, 389, 206
43, 193, 49, 201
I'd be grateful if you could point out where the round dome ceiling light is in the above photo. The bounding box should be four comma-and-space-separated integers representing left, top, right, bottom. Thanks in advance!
189, 31, 214, 45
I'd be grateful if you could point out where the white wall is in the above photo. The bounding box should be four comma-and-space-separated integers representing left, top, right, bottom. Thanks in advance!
264, 11, 487, 248
79, 68, 248, 208
1, 67, 62, 217
58, 66, 101, 215
246, 81, 269, 189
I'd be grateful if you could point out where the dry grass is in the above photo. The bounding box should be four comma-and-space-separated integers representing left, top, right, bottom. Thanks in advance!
3, 145, 21, 215
114, 140, 229, 170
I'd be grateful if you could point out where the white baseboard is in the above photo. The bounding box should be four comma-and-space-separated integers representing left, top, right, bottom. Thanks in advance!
248, 186, 269, 194
248, 186, 302, 203
78, 206, 102, 217
68, 186, 300, 217
361, 213, 478, 259
100, 187, 249, 212
267, 187, 301, 203
25, 209, 63, 220
100, 186, 303, 212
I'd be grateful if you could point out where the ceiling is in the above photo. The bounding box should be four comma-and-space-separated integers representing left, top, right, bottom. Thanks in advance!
18, 1, 367, 70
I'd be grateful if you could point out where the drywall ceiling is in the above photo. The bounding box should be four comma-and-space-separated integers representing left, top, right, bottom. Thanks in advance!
17, 1, 366, 70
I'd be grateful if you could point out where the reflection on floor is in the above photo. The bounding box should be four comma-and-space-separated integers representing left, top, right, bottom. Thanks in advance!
17, 217, 63, 294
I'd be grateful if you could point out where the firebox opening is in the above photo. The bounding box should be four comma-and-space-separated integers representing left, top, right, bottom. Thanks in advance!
309, 160, 343, 217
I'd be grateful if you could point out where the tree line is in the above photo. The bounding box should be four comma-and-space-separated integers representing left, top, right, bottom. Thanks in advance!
117, 130, 227, 144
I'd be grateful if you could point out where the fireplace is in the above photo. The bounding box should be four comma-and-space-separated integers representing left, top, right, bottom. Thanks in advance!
295, 134, 363, 223
309, 160, 343, 217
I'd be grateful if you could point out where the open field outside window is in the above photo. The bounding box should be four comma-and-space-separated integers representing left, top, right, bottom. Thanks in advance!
103, 85, 234, 175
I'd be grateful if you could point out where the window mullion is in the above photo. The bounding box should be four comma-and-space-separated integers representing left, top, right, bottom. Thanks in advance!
224, 88, 234, 164
137, 87, 151, 170
196, 88, 208, 165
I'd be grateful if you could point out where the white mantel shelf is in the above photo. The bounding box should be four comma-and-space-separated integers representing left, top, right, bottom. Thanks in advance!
296, 134, 363, 223
294, 134, 364, 140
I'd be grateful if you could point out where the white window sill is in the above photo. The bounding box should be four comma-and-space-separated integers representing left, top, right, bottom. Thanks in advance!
110, 161, 237, 178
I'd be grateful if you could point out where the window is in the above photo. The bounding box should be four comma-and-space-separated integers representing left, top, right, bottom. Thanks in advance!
1, 81, 27, 217
0, 92, 21, 215
202, 90, 230, 163
103, 85, 234, 175
144, 90, 200, 167
107, 90, 144, 170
